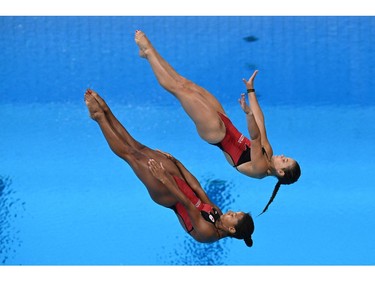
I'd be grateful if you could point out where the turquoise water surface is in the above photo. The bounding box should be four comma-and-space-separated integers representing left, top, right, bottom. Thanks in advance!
1, 16, 375, 265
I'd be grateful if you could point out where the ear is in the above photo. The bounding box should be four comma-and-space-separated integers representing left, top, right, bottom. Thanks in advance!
277, 169, 285, 177
228, 226, 236, 234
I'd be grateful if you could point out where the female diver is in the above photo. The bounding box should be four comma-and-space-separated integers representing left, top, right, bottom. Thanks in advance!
84, 89, 254, 247
135, 30, 301, 215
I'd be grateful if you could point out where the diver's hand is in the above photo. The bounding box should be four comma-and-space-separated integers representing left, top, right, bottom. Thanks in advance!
242, 70, 259, 90
148, 159, 168, 184
155, 149, 176, 162
239, 93, 253, 115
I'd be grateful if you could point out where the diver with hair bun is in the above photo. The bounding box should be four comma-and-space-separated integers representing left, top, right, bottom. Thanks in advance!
84, 89, 254, 247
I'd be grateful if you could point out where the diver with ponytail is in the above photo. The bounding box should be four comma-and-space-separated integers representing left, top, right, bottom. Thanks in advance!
135, 31, 301, 214
238, 71, 301, 215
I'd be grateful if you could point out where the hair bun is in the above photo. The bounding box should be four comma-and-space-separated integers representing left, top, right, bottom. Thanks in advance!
245, 237, 253, 247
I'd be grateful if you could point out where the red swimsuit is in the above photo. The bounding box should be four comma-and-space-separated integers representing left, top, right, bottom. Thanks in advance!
213, 112, 251, 167
171, 176, 219, 233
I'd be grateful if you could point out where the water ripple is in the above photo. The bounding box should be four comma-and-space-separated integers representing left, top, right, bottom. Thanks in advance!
0, 176, 25, 264
163, 176, 236, 265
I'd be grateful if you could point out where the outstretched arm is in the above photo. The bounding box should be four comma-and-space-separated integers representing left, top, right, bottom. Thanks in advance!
242, 70, 273, 157
239, 94, 261, 141
239, 95, 266, 171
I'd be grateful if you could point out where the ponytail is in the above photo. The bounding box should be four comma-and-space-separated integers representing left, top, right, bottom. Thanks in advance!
258, 181, 281, 216
258, 161, 301, 216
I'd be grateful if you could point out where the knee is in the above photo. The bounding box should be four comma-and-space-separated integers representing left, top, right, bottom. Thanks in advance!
177, 77, 193, 89
112, 144, 133, 160
170, 77, 194, 94
120, 147, 146, 164
161, 75, 194, 96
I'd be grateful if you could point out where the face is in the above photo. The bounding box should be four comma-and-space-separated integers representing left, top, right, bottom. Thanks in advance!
221, 210, 245, 230
273, 155, 296, 174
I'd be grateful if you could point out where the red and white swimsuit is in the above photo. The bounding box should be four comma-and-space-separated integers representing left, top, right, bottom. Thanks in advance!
171, 176, 219, 233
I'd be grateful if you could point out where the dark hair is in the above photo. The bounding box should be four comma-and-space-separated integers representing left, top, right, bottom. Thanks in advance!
229, 212, 255, 247
258, 160, 301, 216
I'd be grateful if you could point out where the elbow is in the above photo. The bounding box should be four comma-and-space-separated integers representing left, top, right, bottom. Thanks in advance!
250, 131, 261, 141
190, 183, 201, 192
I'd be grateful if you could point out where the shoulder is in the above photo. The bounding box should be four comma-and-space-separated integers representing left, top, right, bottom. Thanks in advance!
190, 219, 220, 243
236, 160, 268, 179
190, 227, 219, 243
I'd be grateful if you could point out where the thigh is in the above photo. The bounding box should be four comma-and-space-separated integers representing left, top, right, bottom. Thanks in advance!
125, 151, 176, 205
181, 77, 226, 114
177, 89, 226, 143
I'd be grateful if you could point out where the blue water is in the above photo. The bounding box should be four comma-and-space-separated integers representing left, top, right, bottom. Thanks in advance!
1, 16, 375, 266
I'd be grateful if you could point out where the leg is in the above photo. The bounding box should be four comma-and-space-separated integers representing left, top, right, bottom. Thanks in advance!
85, 90, 138, 159
85, 91, 176, 206
136, 31, 224, 110
86, 89, 145, 150
135, 30, 226, 143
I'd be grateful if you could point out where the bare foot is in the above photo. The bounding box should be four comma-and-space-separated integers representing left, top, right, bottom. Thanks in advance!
135, 30, 152, 58
87, 89, 110, 114
84, 89, 104, 121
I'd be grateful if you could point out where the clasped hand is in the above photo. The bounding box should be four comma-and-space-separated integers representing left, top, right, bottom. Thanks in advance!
148, 158, 167, 184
